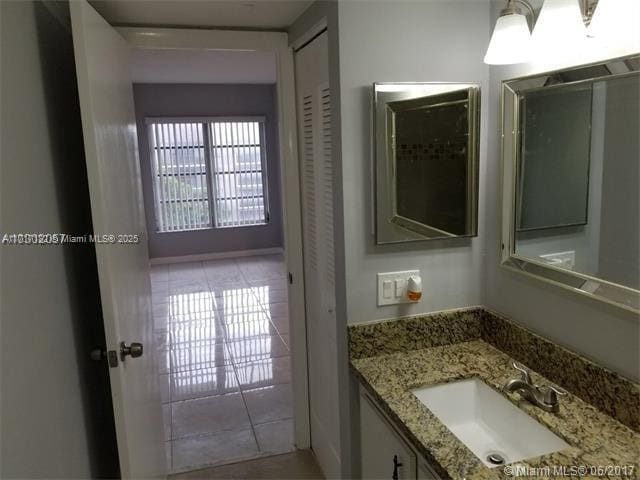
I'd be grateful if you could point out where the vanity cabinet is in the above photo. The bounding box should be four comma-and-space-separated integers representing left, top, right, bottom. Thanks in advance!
359, 385, 440, 480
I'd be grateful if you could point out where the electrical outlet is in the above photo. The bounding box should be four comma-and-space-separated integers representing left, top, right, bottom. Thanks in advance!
377, 270, 420, 306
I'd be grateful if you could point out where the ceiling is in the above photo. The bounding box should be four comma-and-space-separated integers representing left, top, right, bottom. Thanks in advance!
130, 48, 277, 84
89, 0, 313, 30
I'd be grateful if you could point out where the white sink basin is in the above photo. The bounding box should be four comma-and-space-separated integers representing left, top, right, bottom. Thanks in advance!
412, 378, 569, 468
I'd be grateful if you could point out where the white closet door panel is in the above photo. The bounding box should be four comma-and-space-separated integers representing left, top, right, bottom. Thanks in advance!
294, 30, 340, 478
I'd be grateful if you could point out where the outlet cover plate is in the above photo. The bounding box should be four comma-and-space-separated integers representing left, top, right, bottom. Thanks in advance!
377, 270, 420, 306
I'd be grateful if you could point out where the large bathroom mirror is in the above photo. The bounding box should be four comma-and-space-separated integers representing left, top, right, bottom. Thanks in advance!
374, 83, 480, 244
501, 55, 640, 313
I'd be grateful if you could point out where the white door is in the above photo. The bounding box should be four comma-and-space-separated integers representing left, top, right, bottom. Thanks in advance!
69, 2, 166, 478
295, 31, 341, 478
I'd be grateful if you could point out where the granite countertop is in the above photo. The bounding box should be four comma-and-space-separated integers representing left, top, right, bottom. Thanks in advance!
351, 339, 640, 479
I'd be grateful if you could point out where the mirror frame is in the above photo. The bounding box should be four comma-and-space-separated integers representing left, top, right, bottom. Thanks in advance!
500, 54, 640, 314
374, 82, 481, 244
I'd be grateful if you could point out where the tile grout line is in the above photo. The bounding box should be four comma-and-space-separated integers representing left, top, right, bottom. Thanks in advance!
166, 417, 296, 444
234, 256, 291, 362
165, 264, 174, 473
206, 258, 262, 454
222, 260, 264, 454
165, 257, 291, 470
233, 257, 290, 352
169, 261, 207, 474
232, 361, 262, 455
225, 260, 263, 454
156, 266, 171, 471
204, 259, 231, 358
250, 269, 290, 351
160, 354, 290, 378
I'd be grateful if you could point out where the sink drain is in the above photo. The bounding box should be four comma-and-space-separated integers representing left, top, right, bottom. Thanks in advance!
486, 453, 506, 466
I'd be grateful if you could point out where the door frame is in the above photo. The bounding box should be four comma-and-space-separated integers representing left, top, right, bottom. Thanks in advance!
117, 27, 310, 449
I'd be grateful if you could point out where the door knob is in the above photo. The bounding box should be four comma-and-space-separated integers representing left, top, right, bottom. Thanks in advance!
90, 348, 106, 362
120, 341, 143, 361
90, 347, 119, 367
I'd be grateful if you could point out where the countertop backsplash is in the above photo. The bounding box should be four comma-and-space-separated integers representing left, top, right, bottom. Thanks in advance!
348, 307, 640, 432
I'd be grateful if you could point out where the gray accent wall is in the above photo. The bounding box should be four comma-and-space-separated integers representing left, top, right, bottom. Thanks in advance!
133, 83, 284, 259
337, 0, 490, 324
485, 1, 640, 382
321, 0, 638, 382
290, 2, 490, 478
1, 1, 119, 476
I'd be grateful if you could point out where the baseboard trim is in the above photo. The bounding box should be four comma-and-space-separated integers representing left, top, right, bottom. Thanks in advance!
149, 247, 284, 265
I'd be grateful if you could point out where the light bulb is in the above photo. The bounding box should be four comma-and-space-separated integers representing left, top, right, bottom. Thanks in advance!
484, 13, 532, 65
589, 0, 640, 54
531, 0, 588, 62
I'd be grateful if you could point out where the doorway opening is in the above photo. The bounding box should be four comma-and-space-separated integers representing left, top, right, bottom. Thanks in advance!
70, 1, 327, 475
131, 49, 298, 473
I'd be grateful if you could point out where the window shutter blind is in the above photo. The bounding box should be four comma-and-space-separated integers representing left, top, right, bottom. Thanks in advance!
148, 118, 268, 233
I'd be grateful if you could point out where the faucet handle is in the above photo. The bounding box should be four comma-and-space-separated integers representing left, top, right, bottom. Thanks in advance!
512, 362, 533, 384
541, 385, 567, 406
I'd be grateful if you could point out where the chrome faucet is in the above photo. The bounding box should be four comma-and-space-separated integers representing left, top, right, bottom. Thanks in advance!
504, 362, 566, 413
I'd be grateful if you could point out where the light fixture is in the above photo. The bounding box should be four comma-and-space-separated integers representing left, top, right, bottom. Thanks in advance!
588, 0, 640, 49
485, 0, 639, 66
530, 0, 588, 61
484, 1, 532, 65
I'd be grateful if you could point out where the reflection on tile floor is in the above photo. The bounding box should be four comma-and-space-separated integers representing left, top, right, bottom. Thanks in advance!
151, 255, 293, 473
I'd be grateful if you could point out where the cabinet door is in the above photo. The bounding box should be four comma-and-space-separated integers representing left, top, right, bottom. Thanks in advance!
360, 391, 417, 480
417, 462, 438, 480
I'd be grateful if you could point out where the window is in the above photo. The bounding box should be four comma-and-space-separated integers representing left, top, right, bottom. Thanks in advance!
209, 122, 267, 228
150, 122, 210, 232
149, 118, 269, 232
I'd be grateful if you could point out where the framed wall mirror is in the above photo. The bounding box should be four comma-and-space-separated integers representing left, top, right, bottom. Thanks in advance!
501, 55, 640, 313
374, 83, 480, 244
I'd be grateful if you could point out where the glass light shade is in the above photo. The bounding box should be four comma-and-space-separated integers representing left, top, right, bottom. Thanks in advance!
531, 0, 588, 61
589, 0, 640, 49
484, 13, 532, 65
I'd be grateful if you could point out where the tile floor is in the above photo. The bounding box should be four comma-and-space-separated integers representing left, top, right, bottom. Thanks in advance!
169, 450, 324, 479
150, 255, 294, 473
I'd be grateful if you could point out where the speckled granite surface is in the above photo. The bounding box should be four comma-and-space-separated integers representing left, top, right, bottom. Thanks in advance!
348, 308, 640, 432
352, 341, 640, 480
479, 309, 640, 433
349, 307, 483, 360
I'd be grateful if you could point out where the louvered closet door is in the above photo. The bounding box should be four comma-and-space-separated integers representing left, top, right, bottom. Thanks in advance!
319, 83, 336, 326
294, 31, 341, 479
